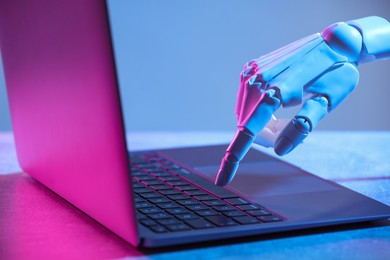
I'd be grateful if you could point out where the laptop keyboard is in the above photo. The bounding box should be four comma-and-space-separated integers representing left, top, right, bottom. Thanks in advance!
131, 152, 284, 233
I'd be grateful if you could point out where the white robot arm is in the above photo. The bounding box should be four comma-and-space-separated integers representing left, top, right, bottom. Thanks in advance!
216, 16, 390, 186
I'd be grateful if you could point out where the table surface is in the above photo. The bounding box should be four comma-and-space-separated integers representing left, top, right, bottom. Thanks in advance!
1, 131, 390, 259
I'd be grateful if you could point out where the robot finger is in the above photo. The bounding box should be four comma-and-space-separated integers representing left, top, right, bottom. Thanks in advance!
235, 73, 246, 121
215, 89, 281, 186
274, 62, 359, 156
274, 95, 329, 156
237, 74, 264, 125
235, 62, 260, 124
305, 63, 359, 111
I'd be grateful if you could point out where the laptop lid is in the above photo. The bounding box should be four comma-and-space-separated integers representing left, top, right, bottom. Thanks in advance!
0, 0, 139, 246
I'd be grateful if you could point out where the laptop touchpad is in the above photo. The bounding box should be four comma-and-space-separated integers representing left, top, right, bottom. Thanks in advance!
195, 161, 339, 198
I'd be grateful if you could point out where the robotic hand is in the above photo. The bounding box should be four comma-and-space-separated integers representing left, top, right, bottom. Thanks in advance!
216, 16, 390, 186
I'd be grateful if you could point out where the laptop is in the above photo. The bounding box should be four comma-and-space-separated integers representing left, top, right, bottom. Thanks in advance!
1, 0, 389, 248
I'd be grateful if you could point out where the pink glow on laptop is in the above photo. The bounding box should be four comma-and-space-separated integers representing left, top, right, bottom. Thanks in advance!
0, 0, 139, 246
0, 173, 143, 259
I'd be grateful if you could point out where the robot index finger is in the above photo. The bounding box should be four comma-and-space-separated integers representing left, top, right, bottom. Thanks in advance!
216, 89, 281, 186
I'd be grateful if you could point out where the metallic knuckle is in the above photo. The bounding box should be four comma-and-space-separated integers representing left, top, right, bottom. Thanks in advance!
245, 74, 263, 89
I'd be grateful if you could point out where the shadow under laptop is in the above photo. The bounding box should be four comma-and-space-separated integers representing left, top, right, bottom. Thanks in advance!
1, 172, 389, 258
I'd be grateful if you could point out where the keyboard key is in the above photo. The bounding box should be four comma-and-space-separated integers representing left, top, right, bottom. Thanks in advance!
135, 175, 156, 181
184, 190, 208, 196
151, 172, 172, 177
133, 187, 153, 194
140, 219, 158, 227
159, 176, 181, 182
212, 205, 237, 212
135, 201, 154, 208
157, 202, 180, 209
222, 210, 247, 217
166, 208, 190, 215
140, 192, 163, 199
176, 213, 200, 220
132, 182, 145, 188
140, 166, 161, 171
177, 199, 200, 206
193, 195, 216, 201
167, 194, 190, 200
133, 196, 145, 203
139, 207, 162, 214
149, 184, 173, 191
131, 171, 147, 177
157, 218, 183, 226
224, 198, 251, 206
258, 215, 283, 222
137, 212, 148, 220
185, 219, 215, 229
150, 225, 168, 233
247, 210, 271, 216
166, 180, 189, 186
158, 189, 181, 196
203, 200, 227, 207
237, 204, 264, 211
166, 223, 191, 232
176, 185, 198, 191
206, 216, 238, 227
232, 216, 261, 225
148, 197, 170, 204
148, 212, 172, 220
196, 209, 219, 217
186, 204, 209, 211
141, 180, 162, 186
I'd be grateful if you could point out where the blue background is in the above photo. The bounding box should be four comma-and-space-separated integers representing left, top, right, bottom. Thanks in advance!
1, 0, 390, 131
